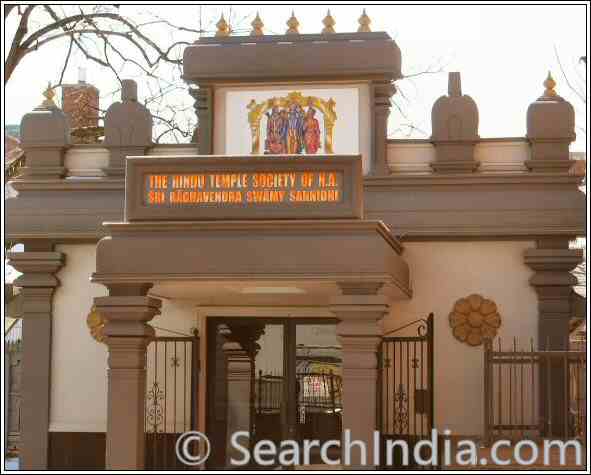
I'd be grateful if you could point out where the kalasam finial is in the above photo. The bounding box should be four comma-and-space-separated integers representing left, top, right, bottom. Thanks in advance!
215, 13, 230, 37
286, 11, 300, 34
250, 11, 264, 36
322, 10, 336, 34
358, 9, 371, 33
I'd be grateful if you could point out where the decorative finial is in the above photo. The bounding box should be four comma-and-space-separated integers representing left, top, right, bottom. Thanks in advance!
358, 9, 371, 33
250, 12, 264, 36
322, 10, 336, 34
448, 72, 462, 97
543, 71, 557, 98
41, 82, 56, 108
286, 11, 300, 34
215, 13, 230, 37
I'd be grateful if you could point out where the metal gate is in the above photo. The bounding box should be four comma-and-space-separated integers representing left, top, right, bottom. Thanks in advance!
377, 313, 436, 469
144, 331, 199, 470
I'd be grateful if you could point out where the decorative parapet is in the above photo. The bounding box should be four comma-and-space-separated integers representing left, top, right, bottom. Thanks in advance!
19, 84, 70, 179
103, 80, 152, 177
430, 72, 479, 173
525, 72, 576, 173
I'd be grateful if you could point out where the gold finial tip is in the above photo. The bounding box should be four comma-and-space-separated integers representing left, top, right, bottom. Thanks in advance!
216, 12, 230, 37
322, 9, 336, 34
358, 8, 371, 33
250, 11, 264, 36
543, 70, 557, 97
286, 10, 300, 34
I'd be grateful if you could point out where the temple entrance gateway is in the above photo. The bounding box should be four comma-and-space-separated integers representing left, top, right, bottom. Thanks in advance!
91, 153, 411, 469
206, 318, 342, 469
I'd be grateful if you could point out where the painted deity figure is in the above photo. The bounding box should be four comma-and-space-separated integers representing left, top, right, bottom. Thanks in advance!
262, 100, 321, 155
264, 106, 286, 154
303, 107, 320, 154
287, 103, 305, 154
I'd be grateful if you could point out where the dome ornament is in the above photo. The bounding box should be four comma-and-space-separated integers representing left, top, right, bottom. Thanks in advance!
322, 10, 336, 34
358, 9, 371, 33
286, 11, 300, 34
215, 13, 230, 37
250, 12, 264, 36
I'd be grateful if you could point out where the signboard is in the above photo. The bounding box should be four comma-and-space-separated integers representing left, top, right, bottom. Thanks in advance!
125, 155, 363, 221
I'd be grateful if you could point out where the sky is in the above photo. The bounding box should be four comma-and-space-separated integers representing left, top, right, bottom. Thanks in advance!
4, 2, 588, 150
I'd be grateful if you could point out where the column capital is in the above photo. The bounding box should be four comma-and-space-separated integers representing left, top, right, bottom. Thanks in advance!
95, 295, 161, 339
524, 248, 582, 274
524, 240, 582, 351
331, 281, 390, 324
7, 251, 64, 288
223, 341, 252, 382
337, 280, 384, 295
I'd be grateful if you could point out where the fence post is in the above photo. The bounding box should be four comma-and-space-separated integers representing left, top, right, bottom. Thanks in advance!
483, 338, 492, 446
190, 331, 200, 432
427, 313, 435, 432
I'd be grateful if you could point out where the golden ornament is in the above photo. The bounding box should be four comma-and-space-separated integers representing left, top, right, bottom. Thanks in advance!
449, 294, 501, 346
86, 305, 106, 343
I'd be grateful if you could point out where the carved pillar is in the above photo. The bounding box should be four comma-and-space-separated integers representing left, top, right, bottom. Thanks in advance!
371, 82, 396, 176
524, 238, 582, 436
6, 243, 64, 469
103, 80, 153, 176
94, 284, 161, 469
189, 86, 213, 154
331, 282, 389, 469
223, 341, 252, 466
19, 88, 70, 179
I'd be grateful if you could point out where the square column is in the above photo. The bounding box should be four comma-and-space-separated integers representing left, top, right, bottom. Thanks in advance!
223, 341, 252, 465
94, 286, 161, 470
331, 282, 389, 469
6, 247, 64, 469
524, 239, 583, 437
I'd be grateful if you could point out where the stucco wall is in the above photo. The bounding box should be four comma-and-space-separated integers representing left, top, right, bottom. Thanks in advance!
385, 241, 537, 437
50, 244, 197, 432
51, 244, 108, 432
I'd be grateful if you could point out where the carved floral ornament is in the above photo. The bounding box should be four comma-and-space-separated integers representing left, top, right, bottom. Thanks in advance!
86, 305, 106, 344
449, 294, 501, 346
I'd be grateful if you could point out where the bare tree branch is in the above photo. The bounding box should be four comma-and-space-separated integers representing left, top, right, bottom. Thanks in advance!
554, 44, 586, 106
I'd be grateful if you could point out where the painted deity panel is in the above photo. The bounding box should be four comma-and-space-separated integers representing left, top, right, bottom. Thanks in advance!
224, 87, 360, 158
247, 91, 336, 155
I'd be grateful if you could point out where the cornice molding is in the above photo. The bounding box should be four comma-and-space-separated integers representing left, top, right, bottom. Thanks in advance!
364, 173, 584, 188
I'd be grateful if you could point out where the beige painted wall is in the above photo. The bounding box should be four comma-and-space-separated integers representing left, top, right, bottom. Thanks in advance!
51, 244, 108, 432
385, 241, 537, 437
50, 244, 198, 432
